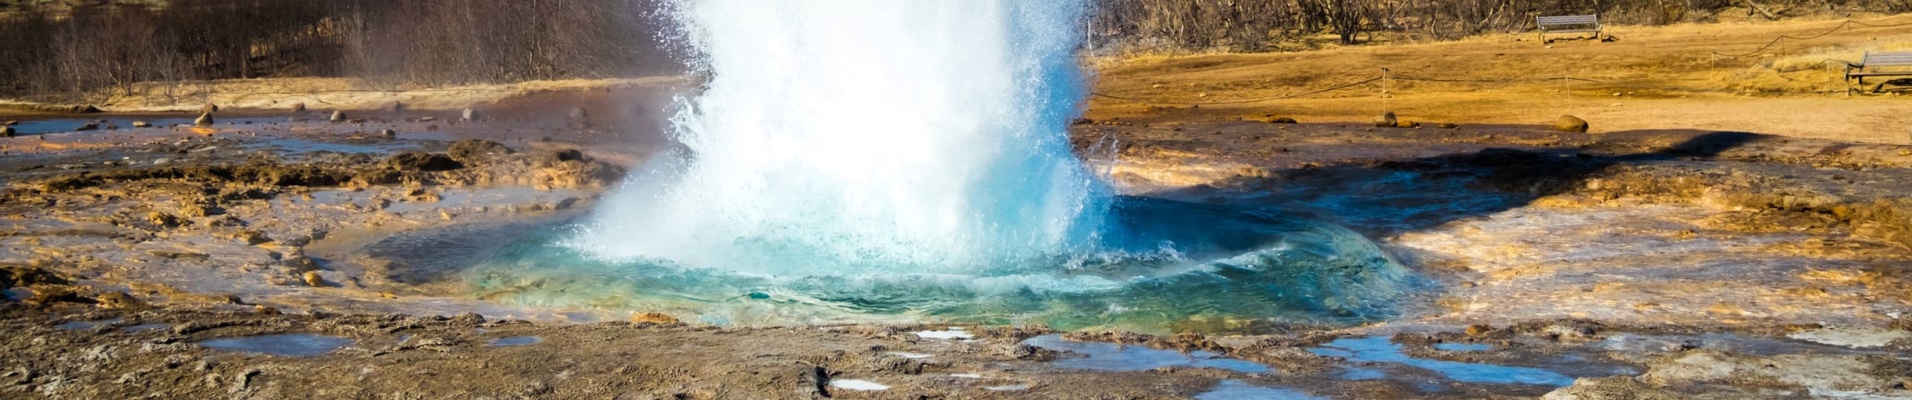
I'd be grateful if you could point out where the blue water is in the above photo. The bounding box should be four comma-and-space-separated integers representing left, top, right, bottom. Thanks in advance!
199, 333, 354, 357
1434, 343, 1493, 352
55, 318, 121, 330
1195, 380, 1323, 400
1021, 334, 1270, 373
1309, 336, 1574, 387
469, 197, 1415, 331
489, 336, 543, 347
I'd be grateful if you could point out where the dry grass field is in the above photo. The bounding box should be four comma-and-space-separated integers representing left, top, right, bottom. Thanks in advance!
1087, 14, 1912, 144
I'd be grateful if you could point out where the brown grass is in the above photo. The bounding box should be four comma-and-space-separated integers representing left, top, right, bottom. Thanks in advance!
1087, 15, 1912, 144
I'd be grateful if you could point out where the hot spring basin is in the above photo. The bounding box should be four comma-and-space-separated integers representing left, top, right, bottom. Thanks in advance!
458, 196, 1415, 332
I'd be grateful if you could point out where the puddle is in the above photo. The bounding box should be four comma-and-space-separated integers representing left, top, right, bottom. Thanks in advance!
242, 138, 419, 155
913, 328, 974, 340
55, 318, 122, 330
489, 336, 543, 347
1309, 336, 1573, 386
828, 379, 889, 391
198, 333, 354, 357
1342, 367, 1386, 380
8, 117, 288, 135
119, 323, 172, 333
1433, 343, 1492, 352
1022, 335, 1270, 373
1195, 380, 1324, 400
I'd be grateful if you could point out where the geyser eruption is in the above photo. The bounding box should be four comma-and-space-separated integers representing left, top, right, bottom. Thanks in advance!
475, 0, 1413, 331
569, 0, 1105, 273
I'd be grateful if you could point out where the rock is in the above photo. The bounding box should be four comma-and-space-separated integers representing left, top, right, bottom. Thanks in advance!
448, 312, 485, 326
1268, 117, 1297, 124
379, 129, 397, 138
1071, 117, 1094, 125
1555, 115, 1590, 133
567, 107, 588, 119
1, 126, 13, 137
1437, 122, 1461, 129
2, 120, 16, 125
448, 139, 515, 163
95, 291, 149, 310
629, 312, 680, 325
147, 211, 181, 228
282, 256, 320, 272
302, 271, 326, 287
201, 104, 218, 113
384, 151, 463, 172
194, 112, 214, 126
1376, 112, 1398, 127
76, 122, 100, 131
1396, 120, 1422, 128
291, 103, 306, 112
329, 110, 347, 122
461, 108, 479, 121
131, 121, 152, 128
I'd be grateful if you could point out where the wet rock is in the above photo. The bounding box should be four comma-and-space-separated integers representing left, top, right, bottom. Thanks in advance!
194, 113, 214, 127
383, 151, 463, 172
75, 122, 100, 131
329, 110, 347, 122
1555, 115, 1590, 133
2, 266, 70, 288
1268, 117, 1298, 124
131, 121, 152, 128
461, 108, 479, 121
1071, 117, 1094, 125
94, 291, 149, 310
1, 126, 13, 137
26, 285, 95, 305
448, 140, 515, 164
379, 129, 397, 138
1376, 111, 1398, 127
302, 271, 327, 287
629, 312, 680, 325
448, 312, 486, 326
2, 120, 15, 125
282, 256, 320, 272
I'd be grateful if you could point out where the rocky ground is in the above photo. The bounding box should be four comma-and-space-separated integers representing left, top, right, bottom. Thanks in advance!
0, 84, 1909, 398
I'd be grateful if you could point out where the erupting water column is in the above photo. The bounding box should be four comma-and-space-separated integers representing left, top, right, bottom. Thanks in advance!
571, 0, 1107, 274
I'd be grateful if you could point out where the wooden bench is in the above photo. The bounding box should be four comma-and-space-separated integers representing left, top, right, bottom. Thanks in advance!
1846, 51, 1912, 85
1536, 15, 1602, 42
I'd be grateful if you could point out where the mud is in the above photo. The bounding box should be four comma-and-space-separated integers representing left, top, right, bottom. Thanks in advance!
1, 85, 1909, 398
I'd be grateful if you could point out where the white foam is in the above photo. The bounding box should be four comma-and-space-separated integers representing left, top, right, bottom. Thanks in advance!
889, 352, 934, 359
828, 379, 890, 391
914, 330, 975, 340
951, 373, 983, 379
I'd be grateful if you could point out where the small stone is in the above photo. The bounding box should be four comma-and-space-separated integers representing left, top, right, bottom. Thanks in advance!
461, 108, 480, 121
329, 110, 347, 122
1465, 324, 1495, 336
76, 122, 100, 131
1554, 115, 1590, 133
379, 129, 397, 138
302, 271, 326, 287
568, 107, 588, 119
1268, 117, 1297, 124
131, 121, 152, 128
291, 103, 307, 112
1376, 111, 1398, 127
194, 112, 214, 127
